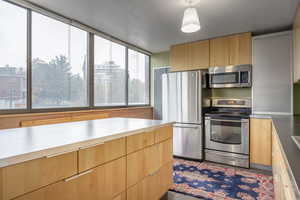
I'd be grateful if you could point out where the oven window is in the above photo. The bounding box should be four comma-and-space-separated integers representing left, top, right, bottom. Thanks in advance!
211, 120, 241, 144
211, 72, 239, 84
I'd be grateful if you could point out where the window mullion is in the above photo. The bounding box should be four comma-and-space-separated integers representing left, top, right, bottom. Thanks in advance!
125, 47, 129, 106
27, 9, 32, 112
88, 33, 94, 108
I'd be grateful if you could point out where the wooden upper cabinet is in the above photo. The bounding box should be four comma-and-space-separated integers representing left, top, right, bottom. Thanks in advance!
170, 40, 209, 71
170, 43, 189, 71
210, 32, 252, 66
210, 36, 230, 66
189, 40, 210, 69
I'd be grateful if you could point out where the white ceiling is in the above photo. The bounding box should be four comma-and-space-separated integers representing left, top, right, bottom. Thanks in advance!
26, 0, 299, 53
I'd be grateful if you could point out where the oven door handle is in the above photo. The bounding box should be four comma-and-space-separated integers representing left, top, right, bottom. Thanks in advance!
209, 119, 247, 123
173, 125, 200, 129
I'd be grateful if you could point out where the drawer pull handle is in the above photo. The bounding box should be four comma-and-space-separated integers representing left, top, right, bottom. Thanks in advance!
46, 149, 77, 158
64, 169, 94, 182
80, 141, 105, 150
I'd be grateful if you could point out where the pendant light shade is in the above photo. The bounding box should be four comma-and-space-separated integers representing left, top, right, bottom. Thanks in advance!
181, 7, 201, 33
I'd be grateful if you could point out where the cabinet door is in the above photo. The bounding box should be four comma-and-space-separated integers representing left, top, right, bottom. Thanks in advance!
250, 118, 272, 166
78, 138, 126, 172
144, 144, 160, 176
157, 162, 173, 198
127, 150, 145, 188
210, 36, 230, 66
159, 139, 173, 166
15, 157, 126, 200
142, 173, 160, 200
189, 40, 210, 69
113, 192, 126, 200
210, 33, 251, 66
0, 151, 77, 200
237, 32, 252, 65
127, 182, 143, 200
170, 44, 190, 71
155, 125, 173, 143
127, 130, 155, 154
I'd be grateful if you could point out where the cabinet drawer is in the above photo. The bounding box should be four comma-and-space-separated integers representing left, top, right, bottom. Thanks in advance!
127, 150, 144, 188
144, 144, 160, 176
127, 130, 155, 154
159, 139, 173, 166
0, 151, 77, 200
155, 126, 173, 143
78, 137, 126, 172
15, 157, 126, 200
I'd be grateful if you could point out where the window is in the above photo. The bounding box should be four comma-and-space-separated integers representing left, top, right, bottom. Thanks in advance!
0, 0, 150, 113
128, 49, 150, 105
0, 1, 27, 109
94, 36, 126, 106
32, 12, 88, 108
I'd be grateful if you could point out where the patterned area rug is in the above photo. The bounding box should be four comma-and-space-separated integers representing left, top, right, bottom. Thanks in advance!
171, 158, 274, 200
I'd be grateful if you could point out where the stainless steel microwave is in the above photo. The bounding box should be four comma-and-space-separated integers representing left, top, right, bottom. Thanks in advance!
209, 64, 252, 88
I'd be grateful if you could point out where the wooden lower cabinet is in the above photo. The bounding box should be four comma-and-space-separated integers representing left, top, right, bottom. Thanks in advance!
127, 150, 145, 188
4, 125, 173, 200
113, 192, 126, 200
126, 130, 155, 154
250, 118, 272, 166
78, 137, 126, 172
127, 161, 173, 200
15, 157, 126, 200
0, 151, 77, 200
155, 126, 173, 143
272, 125, 298, 200
127, 138, 173, 188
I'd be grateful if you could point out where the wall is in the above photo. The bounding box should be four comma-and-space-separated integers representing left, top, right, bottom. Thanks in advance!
211, 88, 252, 99
0, 107, 153, 129
294, 83, 300, 115
151, 51, 170, 68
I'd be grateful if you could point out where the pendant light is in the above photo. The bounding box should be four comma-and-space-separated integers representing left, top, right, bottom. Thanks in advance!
181, 0, 201, 33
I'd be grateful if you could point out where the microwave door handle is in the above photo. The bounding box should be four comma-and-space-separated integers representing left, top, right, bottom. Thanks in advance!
238, 71, 241, 86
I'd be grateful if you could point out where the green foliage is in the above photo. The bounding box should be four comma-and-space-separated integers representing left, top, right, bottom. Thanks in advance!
32, 55, 86, 107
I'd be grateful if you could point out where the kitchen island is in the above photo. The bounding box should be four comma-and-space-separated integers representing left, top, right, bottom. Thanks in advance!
0, 117, 174, 200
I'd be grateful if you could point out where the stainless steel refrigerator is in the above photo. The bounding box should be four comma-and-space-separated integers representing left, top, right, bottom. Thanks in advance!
162, 70, 209, 160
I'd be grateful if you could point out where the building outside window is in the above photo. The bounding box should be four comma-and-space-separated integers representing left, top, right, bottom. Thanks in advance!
94, 36, 126, 106
0, 1, 27, 109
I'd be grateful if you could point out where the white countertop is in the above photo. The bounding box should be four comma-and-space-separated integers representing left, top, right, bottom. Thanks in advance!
0, 117, 174, 168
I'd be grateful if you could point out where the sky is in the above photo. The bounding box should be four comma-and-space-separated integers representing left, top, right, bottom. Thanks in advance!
0, 0, 147, 80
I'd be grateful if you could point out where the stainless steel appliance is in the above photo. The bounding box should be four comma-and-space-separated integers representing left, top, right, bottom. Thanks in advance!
205, 99, 251, 168
209, 64, 252, 88
162, 70, 209, 160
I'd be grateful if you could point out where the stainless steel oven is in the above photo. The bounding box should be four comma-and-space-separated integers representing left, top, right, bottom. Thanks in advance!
205, 117, 249, 154
209, 64, 252, 88
204, 98, 251, 168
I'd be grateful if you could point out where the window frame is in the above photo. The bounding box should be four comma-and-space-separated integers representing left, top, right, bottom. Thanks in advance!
0, 1, 151, 115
